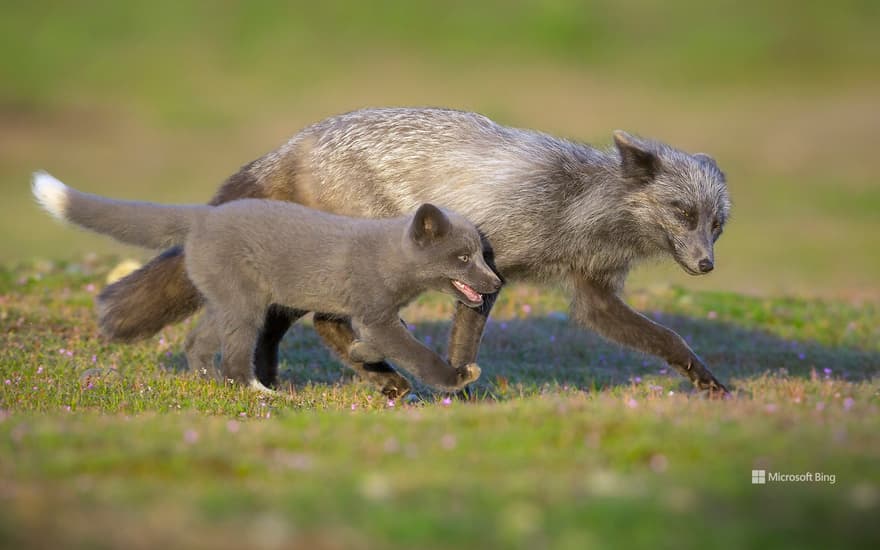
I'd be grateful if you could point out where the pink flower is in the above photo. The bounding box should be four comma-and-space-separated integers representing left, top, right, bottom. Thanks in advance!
649, 454, 668, 473
441, 397, 452, 406
707, 311, 718, 320
36, 367, 43, 374
844, 397, 855, 411
522, 304, 532, 315
626, 398, 638, 409
351, 403, 357, 410
183, 429, 199, 444
387, 399, 395, 408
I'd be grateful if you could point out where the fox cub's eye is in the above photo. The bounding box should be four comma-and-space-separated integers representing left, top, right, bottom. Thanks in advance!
458, 254, 470, 263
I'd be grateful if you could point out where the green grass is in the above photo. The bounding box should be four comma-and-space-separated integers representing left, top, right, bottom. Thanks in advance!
2, 258, 878, 548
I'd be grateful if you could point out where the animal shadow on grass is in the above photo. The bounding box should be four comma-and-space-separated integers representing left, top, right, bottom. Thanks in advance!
161, 313, 879, 399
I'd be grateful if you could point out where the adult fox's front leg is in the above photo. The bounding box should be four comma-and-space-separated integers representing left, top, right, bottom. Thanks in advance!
446, 292, 499, 368
447, 238, 502, 368
572, 276, 728, 394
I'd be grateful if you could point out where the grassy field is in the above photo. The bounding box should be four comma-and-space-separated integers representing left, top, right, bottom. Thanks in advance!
2, 258, 879, 548
2, 1, 879, 548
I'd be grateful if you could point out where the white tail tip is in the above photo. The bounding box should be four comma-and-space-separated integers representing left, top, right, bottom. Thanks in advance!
32, 171, 70, 221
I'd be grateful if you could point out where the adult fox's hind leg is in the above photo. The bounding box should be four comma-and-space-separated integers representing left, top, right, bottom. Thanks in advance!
254, 305, 308, 388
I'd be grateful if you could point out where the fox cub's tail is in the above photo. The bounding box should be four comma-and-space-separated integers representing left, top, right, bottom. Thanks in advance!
32, 172, 208, 249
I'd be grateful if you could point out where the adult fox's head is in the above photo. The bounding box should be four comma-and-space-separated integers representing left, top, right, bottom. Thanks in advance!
614, 131, 731, 276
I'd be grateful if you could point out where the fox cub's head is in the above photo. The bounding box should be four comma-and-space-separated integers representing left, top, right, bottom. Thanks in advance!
405, 204, 502, 306
614, 131, 731, 276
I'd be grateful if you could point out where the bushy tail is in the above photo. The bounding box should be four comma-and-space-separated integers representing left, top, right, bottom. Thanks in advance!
31, 171, 208, 249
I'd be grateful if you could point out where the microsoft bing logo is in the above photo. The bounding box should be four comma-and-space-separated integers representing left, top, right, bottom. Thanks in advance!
752, 470, 766, 484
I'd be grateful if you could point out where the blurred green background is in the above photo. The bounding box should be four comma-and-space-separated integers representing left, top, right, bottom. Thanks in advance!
2, 0, 878, 300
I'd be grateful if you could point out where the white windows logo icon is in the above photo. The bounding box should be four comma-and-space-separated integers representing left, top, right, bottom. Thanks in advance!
752, 470, 766, 485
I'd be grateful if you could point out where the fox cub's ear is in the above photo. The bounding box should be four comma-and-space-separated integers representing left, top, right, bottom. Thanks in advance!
409, 203, 451, 245
613, 130, 660, 184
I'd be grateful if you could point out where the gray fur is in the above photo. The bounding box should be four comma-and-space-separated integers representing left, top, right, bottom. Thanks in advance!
33, 176, 501, 391
80, 107, 732, 393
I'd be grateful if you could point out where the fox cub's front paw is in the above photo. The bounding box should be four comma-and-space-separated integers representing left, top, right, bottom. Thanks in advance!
455, 363, 481, 387
348, 340, 385, 364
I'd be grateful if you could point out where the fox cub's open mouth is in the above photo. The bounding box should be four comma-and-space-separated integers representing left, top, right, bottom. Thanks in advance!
451, 279, 483, 305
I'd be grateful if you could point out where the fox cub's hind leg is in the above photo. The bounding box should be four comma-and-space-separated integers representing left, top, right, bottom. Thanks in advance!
214, 310, 272, 392
184, 308, 221, 381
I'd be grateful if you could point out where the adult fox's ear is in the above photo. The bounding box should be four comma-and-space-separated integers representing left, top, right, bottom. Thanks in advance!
694, 152, 726, 180
409, 203, 450, 245
613, 130, 660, 184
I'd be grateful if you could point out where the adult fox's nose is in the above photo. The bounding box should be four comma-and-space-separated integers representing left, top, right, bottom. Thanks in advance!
698, 258, 714, 273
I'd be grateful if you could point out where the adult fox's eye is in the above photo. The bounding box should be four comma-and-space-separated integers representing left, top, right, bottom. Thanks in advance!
670, 201, 691, 221
458, 255, 470, 263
